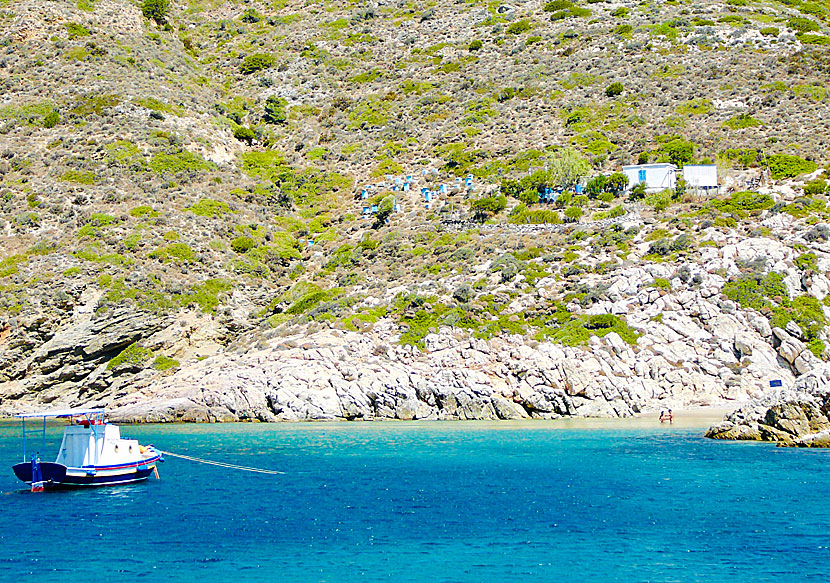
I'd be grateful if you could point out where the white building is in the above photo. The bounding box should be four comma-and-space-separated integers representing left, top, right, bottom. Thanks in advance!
682, 164, 719, 193
622, 163, 677, 193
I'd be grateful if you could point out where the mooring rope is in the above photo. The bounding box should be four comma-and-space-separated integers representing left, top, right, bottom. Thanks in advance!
158, 450, 285, 475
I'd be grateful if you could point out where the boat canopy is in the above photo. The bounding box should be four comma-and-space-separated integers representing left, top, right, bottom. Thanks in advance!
15, 408, 106, 464
16, 408, 105, 419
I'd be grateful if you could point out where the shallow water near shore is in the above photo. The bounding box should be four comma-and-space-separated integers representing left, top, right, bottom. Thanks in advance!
1, 412, 827, 582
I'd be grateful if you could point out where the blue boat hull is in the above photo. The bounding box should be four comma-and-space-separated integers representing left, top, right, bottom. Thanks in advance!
56, 468, 156, 487
13, 461, 157, 489
12, 462, 66, 485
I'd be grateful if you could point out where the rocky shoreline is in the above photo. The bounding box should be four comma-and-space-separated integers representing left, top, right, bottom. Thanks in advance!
4, 234, 830, 427
706, 364, 830, 447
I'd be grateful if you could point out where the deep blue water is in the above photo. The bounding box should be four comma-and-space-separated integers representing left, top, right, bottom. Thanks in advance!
0, 418, 827, 582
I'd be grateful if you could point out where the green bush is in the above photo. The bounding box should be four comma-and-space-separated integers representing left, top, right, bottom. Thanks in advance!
468, 39, 483, 51
771, 295, 826, 342
149, 150, 215, 174
628, 183, 646, 201
240, 8, 262, 23
795, 252, 818, 271
470, 195, 507, 221
585, 314, 616, 329
545, 313, 639, 346
43, 111, 60, 128
563, 206, 583, 222
506, 19, 533, 34
543, 0, 572, 10
71, 94, 120, 117
788, 17, 819, 32
233, 126, 256, 145
804, 179, 827, 195
711, 191, 774, 213
108, 343, 152, 370
152, 355, 180, 371
509, 209, 562, 224
722, 272, 787, 311
240, 53, 275, 74
723, 113, 762, 130
760, 26, 779, 36
149, 243, 196, 263
797, 33, 830, 45
187, 199, 230, 217
645, 189, 674, 212
605, 82, 624, 97
767, 154, 818, 179
66, 22, 92, 38
720, 148, 758, 169
141, 0, 171, 25
130, 205, 159, 218
60, 170, 96, 184
231, 236, 256, 254
178, 279, 233, 313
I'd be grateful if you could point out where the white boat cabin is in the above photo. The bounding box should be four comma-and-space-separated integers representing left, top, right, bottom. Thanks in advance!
55, 423, 141, 468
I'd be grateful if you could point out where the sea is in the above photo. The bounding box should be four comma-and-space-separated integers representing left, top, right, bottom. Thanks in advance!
0, 414, 827, 582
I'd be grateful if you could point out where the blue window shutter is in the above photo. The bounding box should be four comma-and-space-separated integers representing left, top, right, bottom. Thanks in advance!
638, 169, 646, 182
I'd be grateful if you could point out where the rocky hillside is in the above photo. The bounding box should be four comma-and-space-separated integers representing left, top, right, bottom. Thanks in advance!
1, 0, 830, 420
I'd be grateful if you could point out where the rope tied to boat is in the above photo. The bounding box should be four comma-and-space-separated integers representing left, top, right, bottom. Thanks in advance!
158, 450, 285, 475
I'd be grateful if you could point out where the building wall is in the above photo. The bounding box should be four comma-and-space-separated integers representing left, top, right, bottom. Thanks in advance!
683, 165, 718, 189
622, 165, 676, 192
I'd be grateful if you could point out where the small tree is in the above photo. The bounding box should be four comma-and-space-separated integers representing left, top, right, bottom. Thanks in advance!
372, 195, 395, 229
142, 0, 171, 25
263, 96, 288, 124
606, 172, 629, 196
453, 283, 474, 303
548, 147, 591, 190
658, 138, 695, 167
585, 174, 608, 198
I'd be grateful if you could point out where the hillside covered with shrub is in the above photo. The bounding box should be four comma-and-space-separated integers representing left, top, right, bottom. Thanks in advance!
1, 0, 829, 419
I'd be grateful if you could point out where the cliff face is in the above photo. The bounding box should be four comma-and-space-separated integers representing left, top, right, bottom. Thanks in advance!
2, 0, 830, 419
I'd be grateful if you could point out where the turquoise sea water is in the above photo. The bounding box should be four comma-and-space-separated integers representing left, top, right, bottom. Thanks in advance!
0, 417, 827, 582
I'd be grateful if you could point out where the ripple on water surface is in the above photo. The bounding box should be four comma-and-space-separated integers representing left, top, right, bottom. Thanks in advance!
0, 417, 827, 582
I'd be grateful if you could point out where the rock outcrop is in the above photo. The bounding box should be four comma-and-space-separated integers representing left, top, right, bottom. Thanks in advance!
0, 307, 168, 405
27, 317, 778, 423
706, 364, 830, 447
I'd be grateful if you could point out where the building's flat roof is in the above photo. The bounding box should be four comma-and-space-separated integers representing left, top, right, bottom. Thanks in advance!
621, 163, 677, 169
16, 408, 105, 419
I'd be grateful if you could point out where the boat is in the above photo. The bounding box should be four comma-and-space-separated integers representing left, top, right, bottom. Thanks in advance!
11, 408, 162, 491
